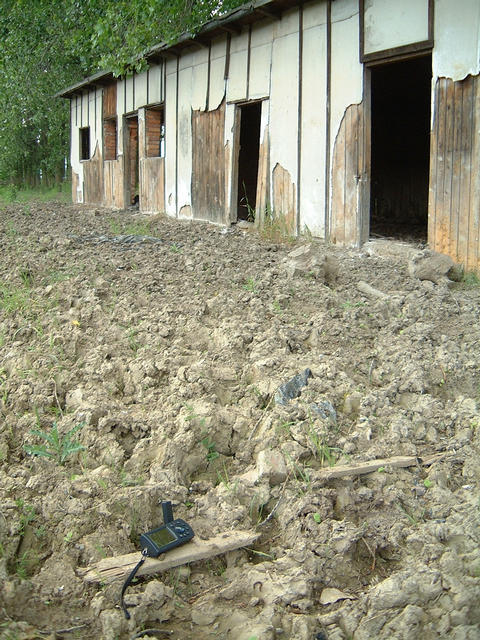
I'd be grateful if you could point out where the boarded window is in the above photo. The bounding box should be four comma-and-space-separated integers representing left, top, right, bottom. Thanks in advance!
80, 127, 90, 160
104, 117, 117, 161
146, 106, 165, 158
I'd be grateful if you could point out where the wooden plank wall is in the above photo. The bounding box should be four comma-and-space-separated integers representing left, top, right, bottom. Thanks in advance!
330, 102, 367, 246
191, 102, 226, 223
103, 83, 117, 118
429, 75, 480, 273
272, 163, 296, 233
140, 157, 165, 212
255, 126, 270, 226
104, 158, 125, 209
83, 142, 104, 205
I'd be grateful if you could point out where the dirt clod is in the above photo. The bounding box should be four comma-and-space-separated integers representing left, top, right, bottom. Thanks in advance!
1, 202, 479, 639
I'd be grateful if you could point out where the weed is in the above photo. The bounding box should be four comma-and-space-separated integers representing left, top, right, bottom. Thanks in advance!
201, 436, 219, 463
245, 548, 275, 561
462, 271, 480, 287
312, 512, 322, 523
342, 300, 366, 309
283, 449, 311, 487
216, 462, 237, 494
260, 209, 296, 243
126, 328, 141, 354
242, 277, 258, 294
15, 499, 37, 535
64, 531, 74, 543
24, 421, 85, 465
272, 299, 283, 314
15, 551, 31, 579
170, 243, 182, 253
423, 478, 433, 489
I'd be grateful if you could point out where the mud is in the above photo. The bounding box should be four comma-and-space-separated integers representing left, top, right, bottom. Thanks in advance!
0, 201, 479, 640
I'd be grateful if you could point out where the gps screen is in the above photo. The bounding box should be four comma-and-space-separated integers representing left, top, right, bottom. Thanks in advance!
149, 527, 176, 547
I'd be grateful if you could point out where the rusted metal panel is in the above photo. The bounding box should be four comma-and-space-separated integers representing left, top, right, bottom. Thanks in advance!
330, 102, 366, 246
429, 75, 480, 272
191, 101, 226, 223
83, 142, 104, 205
272, 163, 295, 233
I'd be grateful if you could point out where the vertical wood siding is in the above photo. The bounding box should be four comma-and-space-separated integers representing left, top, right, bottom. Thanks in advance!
140, 158, 165, 212
103, 83, 117, 118
83, 142, 104, 205
429, 75, 480, 272
330, 102, 367, 246
191, 102, 226, 223
104, 158, 125, 209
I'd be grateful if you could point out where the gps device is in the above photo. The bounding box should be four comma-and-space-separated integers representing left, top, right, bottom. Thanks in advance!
140, 502, 194, 557
121, 500, 194, 619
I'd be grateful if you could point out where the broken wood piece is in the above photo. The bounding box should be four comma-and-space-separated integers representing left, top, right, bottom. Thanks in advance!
357, 280, 390, 300
311, 453, 445, 482
78, 530, 260, 584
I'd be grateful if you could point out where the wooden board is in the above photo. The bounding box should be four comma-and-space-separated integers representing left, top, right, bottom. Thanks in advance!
83, 142, 104, 205
140, 157, 165, 212
78, 530, 260, 584
429, 75, 480, 273
272, 163, 296, 233
330, 102, 366, 247
311, 453, 445, 482
191, 101, 226, 223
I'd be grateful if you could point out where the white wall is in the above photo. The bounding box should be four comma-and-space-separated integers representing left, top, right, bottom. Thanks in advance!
363, 0, 429, 56
300, 1, 328, 237
433, 0, 480, 81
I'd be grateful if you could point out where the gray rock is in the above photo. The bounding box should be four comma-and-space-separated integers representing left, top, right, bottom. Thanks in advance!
408, 250, 455, 283
274, 369, 312, 405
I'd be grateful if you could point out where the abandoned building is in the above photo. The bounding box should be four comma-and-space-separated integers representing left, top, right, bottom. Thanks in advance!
58, 0, 480, 273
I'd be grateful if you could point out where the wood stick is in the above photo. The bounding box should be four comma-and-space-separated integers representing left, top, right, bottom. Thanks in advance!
357, 280, 390, 300
311, 453, 445, 482
78, 530, 260, 584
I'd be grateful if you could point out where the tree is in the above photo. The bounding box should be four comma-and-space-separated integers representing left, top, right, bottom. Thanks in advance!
0, 0, 246, 186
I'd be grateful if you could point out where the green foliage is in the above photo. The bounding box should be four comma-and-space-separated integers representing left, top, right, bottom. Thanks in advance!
24, 421, 85, 465
0, 1, 246, 186
201, 436, 220, 463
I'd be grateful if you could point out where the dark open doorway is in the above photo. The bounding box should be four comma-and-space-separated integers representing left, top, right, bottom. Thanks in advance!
236, 102, 261, 221
370, 54, 431, 240
125, 115, 139, 206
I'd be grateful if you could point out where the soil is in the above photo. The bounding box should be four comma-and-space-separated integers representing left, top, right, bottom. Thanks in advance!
1, 201, 479, 640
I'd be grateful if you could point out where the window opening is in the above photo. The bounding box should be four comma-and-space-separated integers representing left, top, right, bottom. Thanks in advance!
146, 106, 165, 158
80, 127, 90, 160
104, 117, 117, 161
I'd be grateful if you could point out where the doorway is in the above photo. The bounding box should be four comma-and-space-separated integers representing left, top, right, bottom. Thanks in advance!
370, 54, 431, 240
236, 102, 262, 221
125, 115, 139, 206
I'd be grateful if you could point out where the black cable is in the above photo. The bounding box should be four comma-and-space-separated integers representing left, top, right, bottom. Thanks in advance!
121, 548, 148, 620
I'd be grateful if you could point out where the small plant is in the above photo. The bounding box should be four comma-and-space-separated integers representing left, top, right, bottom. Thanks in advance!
64, 531, 74, 543
242, 277, 258, 294
24, 421, 85, 466
15, 499, 37, 535
170, 243, 182, 253
462, 271, 480, 287
313, 512, 322, 523
216, 462, 237, 494
201, 436, 219, 463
